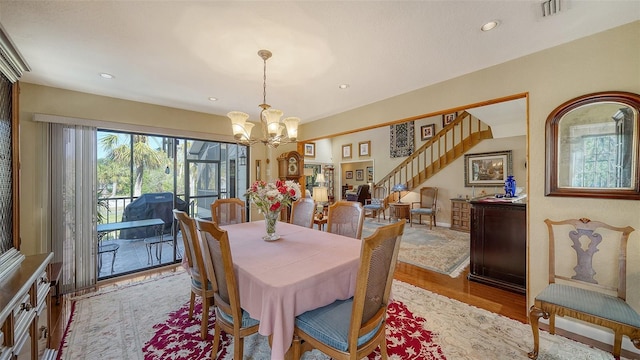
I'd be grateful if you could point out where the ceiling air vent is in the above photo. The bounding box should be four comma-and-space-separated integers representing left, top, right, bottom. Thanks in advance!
541, 0, 561, 17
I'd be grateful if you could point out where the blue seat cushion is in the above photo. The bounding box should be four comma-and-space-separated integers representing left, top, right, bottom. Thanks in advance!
410, 208, 433, 215
537, 283, 640, 327
363, 204, 383, 210
295, 298, 383, 352
218, 308, 260, 328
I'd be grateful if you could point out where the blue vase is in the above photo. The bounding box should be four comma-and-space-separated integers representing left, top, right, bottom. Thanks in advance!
504, 175, 516, 198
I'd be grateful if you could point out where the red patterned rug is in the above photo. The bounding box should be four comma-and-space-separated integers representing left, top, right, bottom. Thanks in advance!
142, 299, 446, 359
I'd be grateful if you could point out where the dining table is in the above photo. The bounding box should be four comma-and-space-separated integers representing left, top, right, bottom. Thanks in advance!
222, 220, 362, 360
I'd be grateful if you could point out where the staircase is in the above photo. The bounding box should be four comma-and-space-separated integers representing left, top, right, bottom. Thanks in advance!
377, 111, 493, 204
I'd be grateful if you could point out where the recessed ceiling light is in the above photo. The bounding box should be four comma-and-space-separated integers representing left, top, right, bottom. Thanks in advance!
481, 20, 499, 32
99, 72, 114, 79
208, 97, 218, 101
338, 84, 350, 89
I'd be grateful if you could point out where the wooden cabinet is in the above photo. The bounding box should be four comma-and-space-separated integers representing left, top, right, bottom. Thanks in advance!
324, 166, 335, 203
389, 203, 410, 222
450, 199, 470, 232
468, 200, 526, 293
0, 253, 56, 360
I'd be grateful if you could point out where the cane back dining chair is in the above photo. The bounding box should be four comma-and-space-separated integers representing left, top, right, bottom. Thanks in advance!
292, 220, 405, 360
528, 218, 639, 359
327, 201, 365, 239
290, 197, 316, 228
410, 187, 438, 229
363, 186, 387, 222
210, 198, 246, 225
172, 209, 215, 340
194, 218, 260, 360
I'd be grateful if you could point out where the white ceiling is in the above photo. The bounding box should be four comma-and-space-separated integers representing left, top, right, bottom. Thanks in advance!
0, 1, 638, 131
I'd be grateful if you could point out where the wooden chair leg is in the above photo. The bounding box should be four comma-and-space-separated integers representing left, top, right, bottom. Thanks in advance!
201, 297, 209, 340
189, 292, 196, 319
613, 331, 622, 359
234, 336, 244, 360
292, 335, 302, 360
528, 306, 548, 359
380, 336, 389, 359
211, 322, 222, 359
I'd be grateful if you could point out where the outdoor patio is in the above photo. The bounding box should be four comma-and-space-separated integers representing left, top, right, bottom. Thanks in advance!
98, 233, 185, 279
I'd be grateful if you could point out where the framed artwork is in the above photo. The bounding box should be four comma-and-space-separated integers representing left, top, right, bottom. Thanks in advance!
304, 142, 315, 157
367, 166, 373, 182
420, 124, 435, 141
464, 150, 513, 187
345, 170, 353, 179
356, 169, 364, 181
442, 112, 457, 127
342, 144, 352, 159
358, 141, 371, 157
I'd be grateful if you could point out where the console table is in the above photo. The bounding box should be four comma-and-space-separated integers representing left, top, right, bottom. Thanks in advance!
468, 200, 526, 293
0, 253, 56, 359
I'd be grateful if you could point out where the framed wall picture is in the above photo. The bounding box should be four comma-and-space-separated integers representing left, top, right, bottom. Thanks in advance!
342, 144, 352, 159
442, 112, 457, 127
356, 169, 364, 181
420, 124, 435, 141
367, 166, 373, 182
358, 141, 371, 157
345, 170, 353, 179
464, 150, 513, 187
304, 142, 315, 157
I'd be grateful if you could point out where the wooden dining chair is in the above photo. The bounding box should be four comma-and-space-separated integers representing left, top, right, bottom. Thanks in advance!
172, 209, 215, 340
410, 187, 437, 229
210, 198, 246, 225
290, 197, 316, 228
327, 201, 365, 239
292, 220, 405, 360
528, 218, 639, 359
194, 218, 260, 360
363, 186, 387, 221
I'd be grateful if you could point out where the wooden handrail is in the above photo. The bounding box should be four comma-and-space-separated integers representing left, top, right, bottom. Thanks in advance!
377, 111, 492, 206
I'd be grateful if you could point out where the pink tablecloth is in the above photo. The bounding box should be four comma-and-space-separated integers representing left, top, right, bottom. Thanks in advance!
223, 221, 361, 360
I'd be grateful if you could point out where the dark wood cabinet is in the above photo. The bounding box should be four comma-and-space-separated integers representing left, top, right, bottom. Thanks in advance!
468, 200, 526, 293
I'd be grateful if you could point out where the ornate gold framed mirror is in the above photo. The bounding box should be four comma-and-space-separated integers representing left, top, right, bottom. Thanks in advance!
545, 91, 640, 199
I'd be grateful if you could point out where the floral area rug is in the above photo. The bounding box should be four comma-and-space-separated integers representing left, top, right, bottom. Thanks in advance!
362, 219, 470, 277
58, 270, 625, 360
143, 298, 444, 360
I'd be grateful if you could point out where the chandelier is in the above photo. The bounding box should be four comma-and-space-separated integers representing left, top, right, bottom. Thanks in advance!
228, 49, 300, 148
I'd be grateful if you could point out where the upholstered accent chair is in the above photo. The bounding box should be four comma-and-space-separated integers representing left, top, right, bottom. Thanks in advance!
363, 186, 387, 221
210, 198, 246, 225
291, 220, 404, 360
346, 184, 370, 205
194, 218, 260, 359
172, 209, 215, 340
290, 197, 316, 228
410, 187, 438, 229
528, 218, 639, 359
327, 201, 365, 239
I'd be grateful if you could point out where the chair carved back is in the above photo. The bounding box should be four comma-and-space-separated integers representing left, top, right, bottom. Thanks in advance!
327, 201, 365, 239
195, 218, 241, 321
211, 198, 246, 225
546, 218, 635, 298
290, 197, 316, 228
370, 186, 387, 206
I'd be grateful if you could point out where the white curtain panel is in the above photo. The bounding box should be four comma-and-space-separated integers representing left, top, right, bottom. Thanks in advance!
50, 123, 97, 292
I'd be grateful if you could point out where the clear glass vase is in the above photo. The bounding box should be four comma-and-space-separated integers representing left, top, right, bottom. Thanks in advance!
263, 210, 280, 241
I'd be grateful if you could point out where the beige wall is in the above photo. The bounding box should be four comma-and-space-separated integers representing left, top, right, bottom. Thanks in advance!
17, 21, 640, 345
301, 21, 640, 329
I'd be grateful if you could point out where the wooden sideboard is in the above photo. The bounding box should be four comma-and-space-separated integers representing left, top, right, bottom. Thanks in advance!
468, 200, 526, 293
450, 198, 470, 232
0, 253, 56, 360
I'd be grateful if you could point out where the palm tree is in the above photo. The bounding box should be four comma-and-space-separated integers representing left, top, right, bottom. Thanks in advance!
99, 134, 165, 196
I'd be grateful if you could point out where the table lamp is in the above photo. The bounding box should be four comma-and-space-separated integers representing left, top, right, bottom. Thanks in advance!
391, 183, 407, 203
312, 187, 329, 219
